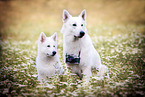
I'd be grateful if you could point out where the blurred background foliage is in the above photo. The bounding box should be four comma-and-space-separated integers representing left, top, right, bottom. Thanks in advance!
0, 0, 145, 41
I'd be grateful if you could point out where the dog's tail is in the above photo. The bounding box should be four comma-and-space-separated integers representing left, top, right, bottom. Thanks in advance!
97, 64, 109, 77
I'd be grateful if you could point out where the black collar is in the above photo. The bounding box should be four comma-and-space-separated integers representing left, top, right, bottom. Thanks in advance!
65, 51, 81, 64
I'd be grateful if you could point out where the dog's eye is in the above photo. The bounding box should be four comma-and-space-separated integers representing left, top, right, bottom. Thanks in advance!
53, 45, 55, 47
47, 45, 50, 47
81, 24, 83, 26
72, 24, 77, 26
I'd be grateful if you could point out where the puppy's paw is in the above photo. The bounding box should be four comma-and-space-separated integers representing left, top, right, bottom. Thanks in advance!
97, 65, 108, 77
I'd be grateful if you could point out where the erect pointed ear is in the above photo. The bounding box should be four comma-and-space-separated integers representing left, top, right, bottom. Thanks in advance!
62, 9, 71, 23
79, 9, 86, 21
51, 32, 57, 41
39, 32, 46, 43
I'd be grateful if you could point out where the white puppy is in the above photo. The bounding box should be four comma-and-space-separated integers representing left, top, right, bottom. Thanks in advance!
36, 32, 64, 82
61, 10, 108, 80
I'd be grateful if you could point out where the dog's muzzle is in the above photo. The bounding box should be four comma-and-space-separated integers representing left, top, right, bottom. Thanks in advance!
74, 31, 85, 38
51, 51, 56, 56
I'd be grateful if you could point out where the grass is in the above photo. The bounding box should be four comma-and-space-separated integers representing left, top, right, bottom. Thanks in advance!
0, 0, 145, 96
0, 30, 144, 96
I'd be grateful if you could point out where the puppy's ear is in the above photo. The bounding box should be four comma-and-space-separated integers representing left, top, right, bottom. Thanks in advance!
51, 32, 57, 41
39, 32, 46, 43
79, 9, 86, 21
63, 10, 71, 23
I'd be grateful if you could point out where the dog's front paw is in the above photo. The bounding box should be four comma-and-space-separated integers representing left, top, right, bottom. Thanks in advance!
97, 65, 109, 77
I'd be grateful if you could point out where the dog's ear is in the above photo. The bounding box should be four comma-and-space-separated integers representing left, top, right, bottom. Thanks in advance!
63, 10, 71, 23
79, 9, 86, 21
51, 32, 57, 41
39, 32, 46, 43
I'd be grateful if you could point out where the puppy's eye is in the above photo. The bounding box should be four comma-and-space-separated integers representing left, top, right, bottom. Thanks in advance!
47, 45, 50, 47
72, 24, 77, 26
81, 24, 83, 26
53, 45, 55, 47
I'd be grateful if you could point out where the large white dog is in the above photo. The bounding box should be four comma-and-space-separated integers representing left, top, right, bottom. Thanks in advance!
36, 32, 64, 82
61, 10, 108, 80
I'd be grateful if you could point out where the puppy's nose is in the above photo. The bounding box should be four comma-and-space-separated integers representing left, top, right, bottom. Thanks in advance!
79, 31, 85, 38
52, 51, 56, 56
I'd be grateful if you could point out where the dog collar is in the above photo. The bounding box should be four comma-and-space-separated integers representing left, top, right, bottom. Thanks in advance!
65, 51, 81, 64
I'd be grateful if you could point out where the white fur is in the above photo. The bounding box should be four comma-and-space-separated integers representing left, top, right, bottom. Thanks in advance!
36, 32, 64, 82
61, 10, 108, 80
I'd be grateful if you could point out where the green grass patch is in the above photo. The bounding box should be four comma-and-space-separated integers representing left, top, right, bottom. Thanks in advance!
0, 30, 144, 96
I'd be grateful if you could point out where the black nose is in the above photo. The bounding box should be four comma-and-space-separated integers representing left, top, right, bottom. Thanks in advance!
52, 51, 56, 56
79, 31, 85, 38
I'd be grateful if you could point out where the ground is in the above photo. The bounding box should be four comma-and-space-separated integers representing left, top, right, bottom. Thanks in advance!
0, 0, 145, 96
